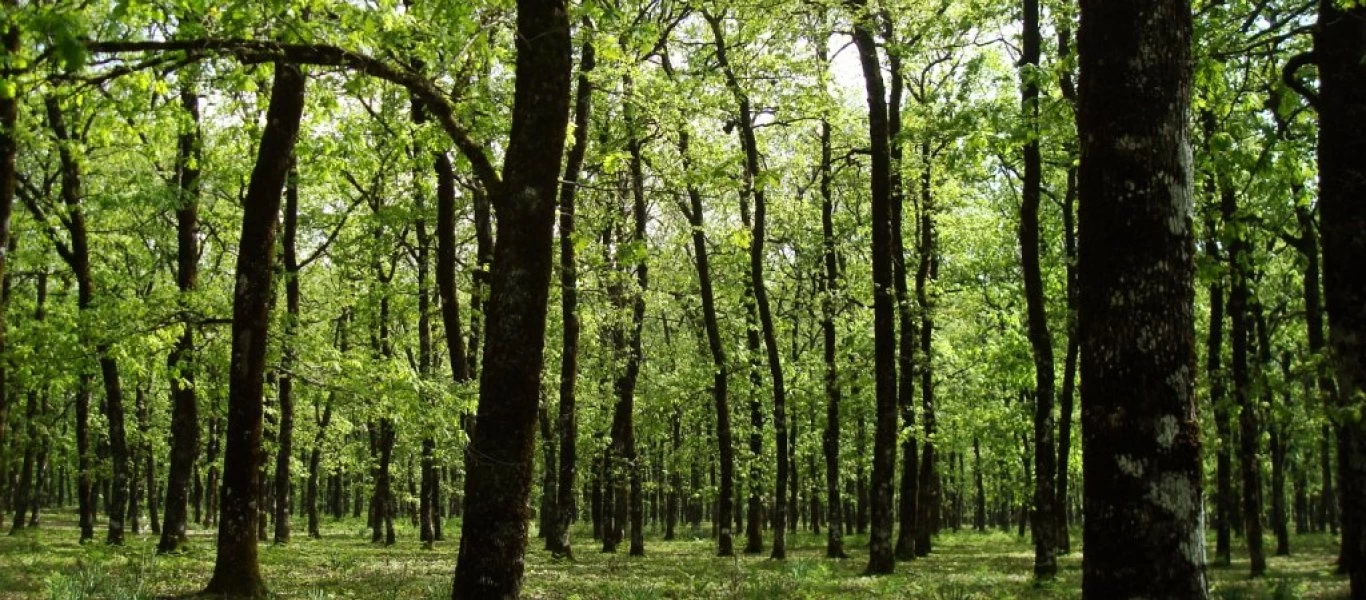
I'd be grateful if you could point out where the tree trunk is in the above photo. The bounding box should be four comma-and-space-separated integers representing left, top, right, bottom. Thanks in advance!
274, 166, 301, 546
450, 1, 572, 595
849, 1, 899, 573
0, 2, 18, 530
202, 61, 306, 599
1076, 1, 1207, 596
1222, 183, 1266, 577
9, 272, 44, 534
547, 23, 593, 559
816, 41, 847, 557
676, 123, 735, 557
913, 139, 939, 558
1313, 0, 1366, 591
1020, 0, 1057, 579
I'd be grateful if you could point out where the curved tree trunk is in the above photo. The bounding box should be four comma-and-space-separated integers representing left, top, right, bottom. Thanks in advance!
202, 62, 306, 599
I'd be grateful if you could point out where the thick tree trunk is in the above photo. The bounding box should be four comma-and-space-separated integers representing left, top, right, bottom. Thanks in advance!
849, 1, 899, 574
202, 62, 306, 599
1313, 0, 1366, 591
450, 1, 572, 595
0, 7, 18, 527
1076, 1, 1207, 597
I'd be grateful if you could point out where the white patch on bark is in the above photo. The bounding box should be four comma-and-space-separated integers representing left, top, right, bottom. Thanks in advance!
1117, 454, 1145, 478
1147, 472, 1197, 518
1166, 138, 1194, 236
1155, 415, 1179, 449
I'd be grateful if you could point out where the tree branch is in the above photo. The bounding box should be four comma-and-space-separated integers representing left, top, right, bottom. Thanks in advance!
82, 38, 502, 191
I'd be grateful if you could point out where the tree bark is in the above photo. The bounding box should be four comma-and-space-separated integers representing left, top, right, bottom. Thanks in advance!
1076, 0, 1207, 596
1313, 0, 1366, 591
0, 6, 19, 523
450, 0, 572, 595
202, 61, 306, 599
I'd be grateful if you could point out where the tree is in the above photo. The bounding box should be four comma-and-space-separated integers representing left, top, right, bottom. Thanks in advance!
1076, 0, 1207, 597
202, 61, 307, 599
849, 0, 900, 575
159, 86, 203, 554
1310, 0, 1366, 592
449, 0, 573, 595
1019, 0, 1057, 578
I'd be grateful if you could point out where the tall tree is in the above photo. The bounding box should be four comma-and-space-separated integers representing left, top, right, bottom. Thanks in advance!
547, 25, 594, 558
202, 61, 307, 598
159, 87, 203, 554
704, 10, 791, 559
1019, 0, 1057, 578
1310, 0, 1366, 591
849, 0, 899, 575
450, 0, 573, 595
1077, 0, 1207, 596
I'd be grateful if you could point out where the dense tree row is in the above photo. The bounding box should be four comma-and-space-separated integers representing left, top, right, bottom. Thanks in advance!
0, 0, 1361, 598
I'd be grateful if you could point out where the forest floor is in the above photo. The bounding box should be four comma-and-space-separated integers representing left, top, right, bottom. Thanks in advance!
0, 512, 1350, 599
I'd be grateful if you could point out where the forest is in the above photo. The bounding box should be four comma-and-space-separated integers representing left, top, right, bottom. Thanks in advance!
0, 0, 1362, 598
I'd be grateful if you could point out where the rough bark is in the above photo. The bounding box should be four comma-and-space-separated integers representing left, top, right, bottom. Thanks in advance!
0, 5, 18, 521
450, 0, 572, 595
1313, 0, 1366, 591
202, 61, 306, 599
1076, 1, 1207, 597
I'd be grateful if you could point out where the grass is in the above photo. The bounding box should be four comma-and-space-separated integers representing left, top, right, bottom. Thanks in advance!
0, 511, 1350, 599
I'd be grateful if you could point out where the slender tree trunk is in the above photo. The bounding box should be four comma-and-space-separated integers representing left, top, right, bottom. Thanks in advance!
9, 272, 44, 534
913, 139, 940, 557
676, 123, 735, 557
274, 166, 301, 545
1204, 227, 1232, 567
849, 1, 899, 573
1076, 1, 1207, 596
202, 62, 306, 599
0, 2, 19, 530
547, 23, 593, 558
1222, 184, 1266, 577
816, 72, 848, 559
450, 1, 572, 594
1055, 20, 1080, 552
1020, 0, 1057, 578
883, 13, 920, 564
1313, 0, 1366, 591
